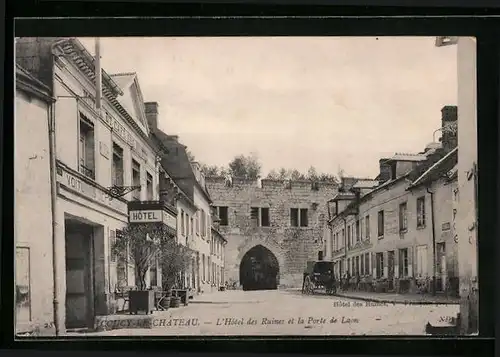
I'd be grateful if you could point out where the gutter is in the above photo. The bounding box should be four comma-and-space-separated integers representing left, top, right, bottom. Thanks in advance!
427, 185, 437, 296
49, 38, 68, 336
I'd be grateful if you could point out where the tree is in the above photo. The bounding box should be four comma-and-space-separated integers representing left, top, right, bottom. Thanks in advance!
112, 223, 164, 290
307, 166, 319, 181
228, 152, 262, 179
266, 169, 280, 180
200, 163, 220, 176
159, 237, 193, 291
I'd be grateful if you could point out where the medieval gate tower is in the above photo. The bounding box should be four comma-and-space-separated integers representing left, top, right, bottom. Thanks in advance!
205, 177, 338, 289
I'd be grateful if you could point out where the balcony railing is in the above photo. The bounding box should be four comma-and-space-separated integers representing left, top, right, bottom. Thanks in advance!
79, 164, 95, 180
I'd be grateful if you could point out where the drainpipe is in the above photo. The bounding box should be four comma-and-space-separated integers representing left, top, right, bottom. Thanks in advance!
49, 39, 68, 336
427, 185, 437, 296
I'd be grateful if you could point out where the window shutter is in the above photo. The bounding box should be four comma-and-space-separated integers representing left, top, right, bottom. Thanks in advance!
408, 246, 413, 277
383, 252, 388, 278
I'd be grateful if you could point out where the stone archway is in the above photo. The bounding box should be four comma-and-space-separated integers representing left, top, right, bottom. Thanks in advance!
239, 245, 280, 291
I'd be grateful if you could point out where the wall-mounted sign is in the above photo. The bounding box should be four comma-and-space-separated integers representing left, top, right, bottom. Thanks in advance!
129, 209, 177, 230
57, 166, 127, 214
442, 222, 451, 231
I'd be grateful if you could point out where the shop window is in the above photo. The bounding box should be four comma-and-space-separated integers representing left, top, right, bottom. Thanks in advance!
79, 114, 95, 179
16, 247, 31, 322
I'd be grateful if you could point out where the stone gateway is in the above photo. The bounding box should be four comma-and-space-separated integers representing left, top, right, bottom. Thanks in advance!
206, 177, 337, 288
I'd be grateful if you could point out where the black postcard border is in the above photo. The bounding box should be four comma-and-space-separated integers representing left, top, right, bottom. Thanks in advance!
3, 11, 499, 357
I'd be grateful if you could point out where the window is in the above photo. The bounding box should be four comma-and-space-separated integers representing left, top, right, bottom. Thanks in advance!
376, 252, 384, 278
79, 115, 95, 179
261, 208, 270, 227
112, 143, 124, 187
16, 247, 31, 322
190, 217, 194, 237
377, 210, 384, 237
347, 225, 352, 248
356, 219, 360, 242
347, 258, 351, 274
416, 245, 428, 277
290, 208, 308, 227
355, 256, 360, 275
186, 214, 190, 237
200, 210, 206, 237
399, 202, 408, 232
131, 159, 141, 200
364, 253, 370, 275
146, 172, 153, 200
365, 215, 370, 239
250, 207, 270, 227
351, 258, 355, 275
341, 229, 345, 248
217, 206, 229, 226
181, 210, 185, 236
417, 196, 426, 228
399, 248, 409, 277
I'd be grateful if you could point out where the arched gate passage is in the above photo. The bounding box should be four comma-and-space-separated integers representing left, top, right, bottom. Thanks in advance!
239, 245, 279, 291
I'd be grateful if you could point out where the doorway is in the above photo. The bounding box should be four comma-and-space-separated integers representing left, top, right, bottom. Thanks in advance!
65, 219, 94, 329
239, 245, 279, 291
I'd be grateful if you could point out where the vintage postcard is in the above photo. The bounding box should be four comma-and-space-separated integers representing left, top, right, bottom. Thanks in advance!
14, 35, 479, 337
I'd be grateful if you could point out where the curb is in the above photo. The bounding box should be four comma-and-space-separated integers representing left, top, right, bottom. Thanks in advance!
335, 293, 460, 305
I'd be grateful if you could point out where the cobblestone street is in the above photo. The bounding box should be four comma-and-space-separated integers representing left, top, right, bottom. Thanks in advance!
80, 290, 459, 336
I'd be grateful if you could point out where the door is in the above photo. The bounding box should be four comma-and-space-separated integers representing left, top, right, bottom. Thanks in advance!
65, 227, 93, 329
387, 251, 395, 291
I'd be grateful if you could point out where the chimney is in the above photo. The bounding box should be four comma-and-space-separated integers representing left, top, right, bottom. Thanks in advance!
145, 102, 159, 131
440, 105, 458, 150
378, 159, 392, 183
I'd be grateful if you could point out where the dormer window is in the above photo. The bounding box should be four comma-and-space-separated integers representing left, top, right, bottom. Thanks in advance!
390, 161, 397, 180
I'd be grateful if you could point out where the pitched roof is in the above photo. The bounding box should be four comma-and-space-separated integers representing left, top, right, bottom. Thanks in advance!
110, 72, 136, 89
408, 147, 458, 188
390, 153, 428, 162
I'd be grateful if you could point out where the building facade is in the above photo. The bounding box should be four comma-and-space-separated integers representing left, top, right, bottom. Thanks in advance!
326, 107, 459, 296
15, 64, 56, 334
15, 38, 176, 332
205, 177, 338, 289
147, 102, 222, 294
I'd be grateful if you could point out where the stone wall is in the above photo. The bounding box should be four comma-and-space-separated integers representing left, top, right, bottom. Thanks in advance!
205, 177, 338, 288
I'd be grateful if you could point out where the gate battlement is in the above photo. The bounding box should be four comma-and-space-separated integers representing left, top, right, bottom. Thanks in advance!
205, 176, 338, 193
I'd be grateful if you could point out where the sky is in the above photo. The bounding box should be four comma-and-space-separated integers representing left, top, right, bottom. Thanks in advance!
79, 37, 457, 178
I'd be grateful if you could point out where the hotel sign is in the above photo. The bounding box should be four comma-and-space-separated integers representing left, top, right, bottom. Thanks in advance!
57, 167, 127, 214
129, 209, 177, 230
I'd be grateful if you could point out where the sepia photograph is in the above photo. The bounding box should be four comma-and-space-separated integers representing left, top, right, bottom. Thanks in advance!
14, 35, 479, 338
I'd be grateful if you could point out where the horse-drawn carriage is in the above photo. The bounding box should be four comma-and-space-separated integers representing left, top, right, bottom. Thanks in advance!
301, 260, 337, 295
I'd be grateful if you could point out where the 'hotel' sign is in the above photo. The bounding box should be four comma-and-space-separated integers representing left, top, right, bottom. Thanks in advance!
129, 209, 176, 230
